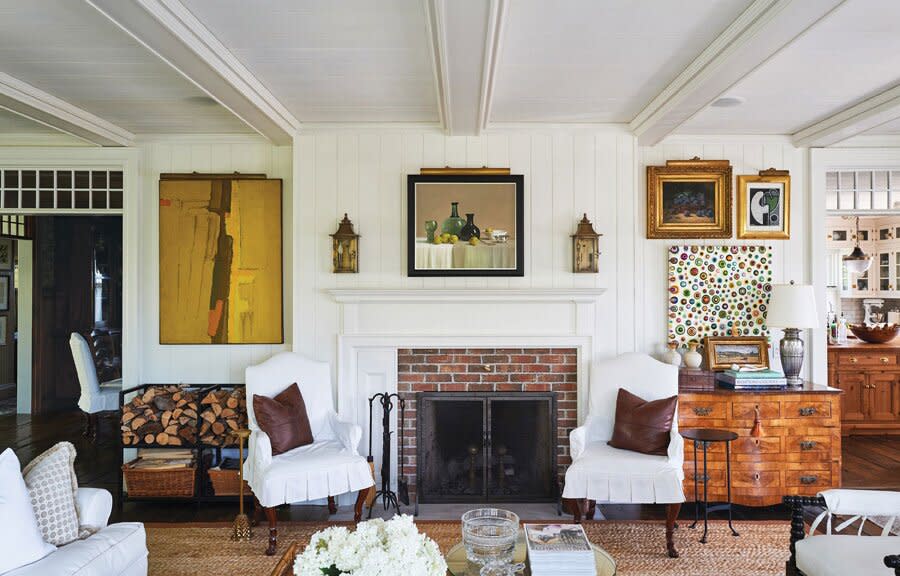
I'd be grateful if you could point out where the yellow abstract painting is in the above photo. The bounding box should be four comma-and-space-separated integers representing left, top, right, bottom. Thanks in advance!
159, 178, 282, 344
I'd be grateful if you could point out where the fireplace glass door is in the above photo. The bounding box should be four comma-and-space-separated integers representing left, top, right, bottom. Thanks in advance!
417, 392, 557, 503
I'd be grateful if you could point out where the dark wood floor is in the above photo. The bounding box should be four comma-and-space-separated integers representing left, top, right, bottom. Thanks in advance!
1, 409, 897, 524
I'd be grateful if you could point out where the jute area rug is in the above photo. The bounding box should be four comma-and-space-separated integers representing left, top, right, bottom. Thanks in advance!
145, 520, 789, 576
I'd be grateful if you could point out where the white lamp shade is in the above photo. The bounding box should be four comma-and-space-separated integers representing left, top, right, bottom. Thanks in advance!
766, 283, 819, 329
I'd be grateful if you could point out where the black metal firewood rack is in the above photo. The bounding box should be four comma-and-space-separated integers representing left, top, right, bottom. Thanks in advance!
116, 382, 251, 506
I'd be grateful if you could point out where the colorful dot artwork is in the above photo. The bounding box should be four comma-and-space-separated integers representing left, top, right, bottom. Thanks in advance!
667, 245, 772, 347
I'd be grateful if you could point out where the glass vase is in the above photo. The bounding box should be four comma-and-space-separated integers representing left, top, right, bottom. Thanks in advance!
460, 213, 480, 241
442, 202, 466, 237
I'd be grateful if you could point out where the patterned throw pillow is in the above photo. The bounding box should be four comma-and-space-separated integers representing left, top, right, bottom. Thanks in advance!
22, 441, 80, 546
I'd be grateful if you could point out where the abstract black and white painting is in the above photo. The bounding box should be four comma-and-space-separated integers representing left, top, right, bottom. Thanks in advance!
737, 174, 790, 239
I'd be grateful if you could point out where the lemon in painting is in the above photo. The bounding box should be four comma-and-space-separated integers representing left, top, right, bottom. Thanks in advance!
449, 235, 458, 244
469, 237, 480, 246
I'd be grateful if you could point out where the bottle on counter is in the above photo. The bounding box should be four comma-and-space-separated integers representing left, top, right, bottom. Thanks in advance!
837, 314, 849, 344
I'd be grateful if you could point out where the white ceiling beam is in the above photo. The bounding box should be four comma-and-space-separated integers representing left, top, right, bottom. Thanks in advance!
0, 73, 134, 147
793, 83, 900, 147
630, 0, 845, 146
85, 0, 300, 145
477, 0, 507, 134
427, 0, 503, 136
424, 0, 451, 132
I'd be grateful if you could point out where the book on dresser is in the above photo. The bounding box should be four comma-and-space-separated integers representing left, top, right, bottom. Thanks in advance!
524, 524, 595, 576
717, 369, 787, 389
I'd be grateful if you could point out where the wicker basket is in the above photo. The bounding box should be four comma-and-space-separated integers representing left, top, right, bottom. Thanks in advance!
208, 467, 251, 496
123, 457, 196, 498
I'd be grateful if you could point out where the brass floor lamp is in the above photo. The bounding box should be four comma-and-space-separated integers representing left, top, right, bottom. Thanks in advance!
231, 428, 252, 542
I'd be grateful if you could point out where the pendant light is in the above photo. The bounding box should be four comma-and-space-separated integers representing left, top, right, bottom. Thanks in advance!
843, 216, 872, 275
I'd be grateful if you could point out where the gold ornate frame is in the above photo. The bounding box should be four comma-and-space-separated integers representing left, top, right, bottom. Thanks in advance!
646, 158, 732, 239
703, 336, 769, 371
737, 169, 790, 239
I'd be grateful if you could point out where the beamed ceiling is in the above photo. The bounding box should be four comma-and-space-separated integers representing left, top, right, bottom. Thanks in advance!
0, 0, 898, 146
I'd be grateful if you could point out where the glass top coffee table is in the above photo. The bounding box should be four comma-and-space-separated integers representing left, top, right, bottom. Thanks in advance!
445, 530, 616, 576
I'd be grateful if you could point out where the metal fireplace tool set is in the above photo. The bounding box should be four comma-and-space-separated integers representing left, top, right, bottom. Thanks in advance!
366, 392, 413, 517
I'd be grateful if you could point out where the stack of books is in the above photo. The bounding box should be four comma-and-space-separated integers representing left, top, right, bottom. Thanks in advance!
717, 368, 787, 389
524, 524, 595, 576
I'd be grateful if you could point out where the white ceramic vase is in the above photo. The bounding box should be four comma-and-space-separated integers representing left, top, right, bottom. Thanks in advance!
663, 343, 682, 367
683, 343, 702, 369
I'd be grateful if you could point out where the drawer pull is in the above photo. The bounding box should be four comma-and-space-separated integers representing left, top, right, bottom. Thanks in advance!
800, 441, 817, 451
850, 357, 859, 364
753, 473, 760, 481
799, 406, 818, 416
882, 357, 890, 364
693, 407, 713, 416
800, 475, 818, 485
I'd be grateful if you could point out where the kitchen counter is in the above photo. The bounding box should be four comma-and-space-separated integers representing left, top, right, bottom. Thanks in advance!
828, 338, 900, 350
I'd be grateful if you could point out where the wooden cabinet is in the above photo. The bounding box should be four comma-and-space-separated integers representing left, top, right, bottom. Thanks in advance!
678, 387, 842, 507
829, 345, 900, 434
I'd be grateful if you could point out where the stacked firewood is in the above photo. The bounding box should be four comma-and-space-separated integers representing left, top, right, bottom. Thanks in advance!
198, 388, 247, 446
121, 386, 198, 446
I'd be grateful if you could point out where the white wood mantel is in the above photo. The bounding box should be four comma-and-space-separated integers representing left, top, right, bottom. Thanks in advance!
327, 287, 606, 303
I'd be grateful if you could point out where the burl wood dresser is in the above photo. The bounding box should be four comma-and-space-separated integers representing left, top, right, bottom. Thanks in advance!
678, 376, 842, 506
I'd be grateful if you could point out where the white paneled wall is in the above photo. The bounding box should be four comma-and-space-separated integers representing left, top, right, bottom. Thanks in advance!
294, 130, 813, 383
638, 138, 810, 376
138, 139, 293, 383
293, 128, 637, 370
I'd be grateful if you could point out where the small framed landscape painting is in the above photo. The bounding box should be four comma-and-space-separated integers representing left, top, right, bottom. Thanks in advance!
647, 159, 732, 239
407, 172, 524, 277
703, 336, 769, 371
737, 171, 790, 239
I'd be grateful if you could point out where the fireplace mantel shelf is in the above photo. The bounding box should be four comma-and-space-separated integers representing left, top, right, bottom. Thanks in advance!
327, 287, 607, 304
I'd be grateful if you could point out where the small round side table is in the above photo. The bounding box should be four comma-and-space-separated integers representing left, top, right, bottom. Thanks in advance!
680, 428, 740, 544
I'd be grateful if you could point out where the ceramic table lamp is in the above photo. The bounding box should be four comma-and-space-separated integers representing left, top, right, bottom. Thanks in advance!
766, 282, 819, 386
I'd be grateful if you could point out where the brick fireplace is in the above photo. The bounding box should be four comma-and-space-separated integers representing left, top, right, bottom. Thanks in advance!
397, 347, 578, 500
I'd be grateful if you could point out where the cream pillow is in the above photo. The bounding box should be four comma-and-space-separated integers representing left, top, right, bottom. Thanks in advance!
22, 441, 80, 546
0, 448, 56, 573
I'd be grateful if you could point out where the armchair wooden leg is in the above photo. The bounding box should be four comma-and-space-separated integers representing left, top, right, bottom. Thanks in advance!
264, 506, 278, 556
354, 489, 368, 522
82, 412, 98, 440
564, 498, 585, 524
327, 496, 337, 515
586, 500, 596, 521
252, 496, 262, 527
665, 503, 681, 558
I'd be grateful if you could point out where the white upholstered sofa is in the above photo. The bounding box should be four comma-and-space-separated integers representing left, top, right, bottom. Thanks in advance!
7, 487, 147, 576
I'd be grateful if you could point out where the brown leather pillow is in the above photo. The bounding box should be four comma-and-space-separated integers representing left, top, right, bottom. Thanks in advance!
252, 383, 314, 455
607, 388, 677, 456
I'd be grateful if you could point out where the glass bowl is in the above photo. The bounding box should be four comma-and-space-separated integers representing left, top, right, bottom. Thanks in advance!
461, 508, 520, 570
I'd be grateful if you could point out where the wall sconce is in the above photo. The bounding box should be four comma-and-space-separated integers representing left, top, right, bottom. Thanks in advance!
331, 213, 359, 273
571, 213, 601, 273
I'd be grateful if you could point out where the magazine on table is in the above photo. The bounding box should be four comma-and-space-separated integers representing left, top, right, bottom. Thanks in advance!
524, 524, 595, 575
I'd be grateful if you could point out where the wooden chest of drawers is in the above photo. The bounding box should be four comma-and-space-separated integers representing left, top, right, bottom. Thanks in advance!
678, 385, 842, 507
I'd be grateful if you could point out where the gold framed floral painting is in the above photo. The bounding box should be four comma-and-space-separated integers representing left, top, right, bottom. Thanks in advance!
646, 158, 732, 239
737, 169, 790, 239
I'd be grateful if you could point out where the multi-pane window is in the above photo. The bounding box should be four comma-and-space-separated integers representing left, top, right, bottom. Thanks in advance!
825, 170, 900, 211
0, 169, 123, 211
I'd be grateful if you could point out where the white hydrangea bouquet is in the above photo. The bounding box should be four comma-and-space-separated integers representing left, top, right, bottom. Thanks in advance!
294, 515, 447, 576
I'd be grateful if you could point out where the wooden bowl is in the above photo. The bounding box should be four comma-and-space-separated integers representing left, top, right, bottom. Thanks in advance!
848, 323, 900, 344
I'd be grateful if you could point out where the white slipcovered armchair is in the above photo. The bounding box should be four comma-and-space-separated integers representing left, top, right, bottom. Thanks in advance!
243, 352, 374, 555
786, 489, 900, 576
69, 333, 122, 441
562, 353, 685, 557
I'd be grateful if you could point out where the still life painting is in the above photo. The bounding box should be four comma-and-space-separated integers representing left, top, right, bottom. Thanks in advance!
737, 170, 790, 239
667, 245, 772, 348
647, 158, 732, 238
407, 173, 524, 277
159, 177, 283, 344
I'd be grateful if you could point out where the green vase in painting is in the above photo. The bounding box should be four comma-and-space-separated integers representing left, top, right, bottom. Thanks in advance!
441, 202, 466, 236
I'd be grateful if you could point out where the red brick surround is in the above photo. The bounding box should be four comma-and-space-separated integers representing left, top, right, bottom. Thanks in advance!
397, 347, 578, 498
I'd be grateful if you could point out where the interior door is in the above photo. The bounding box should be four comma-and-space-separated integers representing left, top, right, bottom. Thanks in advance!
836, 372, 866, 422
867, 372, 898, 421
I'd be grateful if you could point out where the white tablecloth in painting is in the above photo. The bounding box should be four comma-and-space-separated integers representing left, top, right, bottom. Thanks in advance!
414, 239, 515, 269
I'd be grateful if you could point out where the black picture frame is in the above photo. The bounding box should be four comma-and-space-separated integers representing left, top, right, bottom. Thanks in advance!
407, 174, 525, 277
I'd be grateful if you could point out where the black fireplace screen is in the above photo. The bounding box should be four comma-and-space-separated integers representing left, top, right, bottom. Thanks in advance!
416, 392, 557, 503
